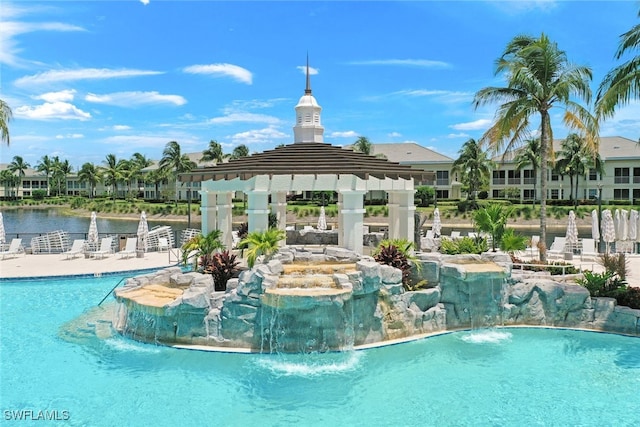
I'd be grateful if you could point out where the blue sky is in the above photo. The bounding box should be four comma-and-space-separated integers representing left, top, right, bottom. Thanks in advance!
1, 1, 639, 170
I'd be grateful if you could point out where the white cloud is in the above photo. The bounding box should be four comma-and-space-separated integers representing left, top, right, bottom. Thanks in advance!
329, 131, 358, 138
296, 65, 319, 75
209, 112, 280, 125
113, 125, 131, 131
223, 98, 288, 113
394, 89, 473, 104
599, 101, 640, 138
349, 59, 451, 68
140, 0, 150, 5
228, 126, 288, 145
447, 133, 470, 139
183, 63, 253, 84
35, 89, 76, 102
15, 102, 91, 121
0, 4, 86, 66
55, 133, 83, 139
14, 68, 163, 86
449, 119, 492, 131
85, 91, 187, 107
387, 132, 402, 138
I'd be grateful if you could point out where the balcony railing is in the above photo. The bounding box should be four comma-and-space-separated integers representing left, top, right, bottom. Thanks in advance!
436, 179, 449, 186
614, 177, 630, 184
493, 178, 506, 185
507, 178, 520, 185
523, 178, 536, 185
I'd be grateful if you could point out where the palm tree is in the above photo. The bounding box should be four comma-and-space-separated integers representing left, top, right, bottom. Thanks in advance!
596, 7, 640, 118
473, 33, 598, 262
52, 159, 72, 196
513, 138, 541, 207
78, 162, 102, 198
473, 204, 513, 252
159, 141, 196, 205
35, 155, 53, 196
130, 152, 153, 198
554, 133, 589, 208
146, 166, 169, 201
239, 228, 285, 268
102, 154, 123, 200
0, 170, 19, 198
230, 144, 250, 159
352, 136, 372, 155
451, 138, 492, 201
201, 139, 228, 164
0, 99, 12, 145
8, 156, 30, 178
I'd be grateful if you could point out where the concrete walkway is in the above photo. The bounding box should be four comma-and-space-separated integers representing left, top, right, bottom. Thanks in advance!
0, 250, 181, 279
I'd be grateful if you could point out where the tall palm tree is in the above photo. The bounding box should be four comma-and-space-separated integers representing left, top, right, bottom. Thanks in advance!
146, 166, 170, 201
77, 162, 102, 198
201, 139, 228, 164
451, 138, 492, 201
130, 152, 153, 198
352, 136, 372, 155
102, 154, 123, 200
35, 155, 53, 196
8, 156, 30, 178
159, 141, 196, 205
0, 99, 12, 145
596, 7, 640, 118
0, 169, 19, 198
513, 138, 541, 207
53, 159, 72, 196
473, 33, 598, 261
554, 133, 589, 208
230, 144, 250, 159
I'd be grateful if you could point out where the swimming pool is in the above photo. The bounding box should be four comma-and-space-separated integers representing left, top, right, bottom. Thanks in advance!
1, 275, 639, 426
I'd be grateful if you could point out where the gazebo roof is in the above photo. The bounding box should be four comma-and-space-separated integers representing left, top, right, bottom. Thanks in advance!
178, 142, 434, 183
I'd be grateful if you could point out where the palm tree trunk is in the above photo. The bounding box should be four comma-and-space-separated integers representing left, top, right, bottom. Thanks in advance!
539, 111, 551, 263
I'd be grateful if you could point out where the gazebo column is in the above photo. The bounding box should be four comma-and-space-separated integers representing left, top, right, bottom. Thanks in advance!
337, 193, 344, 247
270, 192, 287, 245
388, 190, 415, 244
247, 191, 270, 232
200, 191, 217, 235
340, 190, 365, 254
217, 192, 234, 250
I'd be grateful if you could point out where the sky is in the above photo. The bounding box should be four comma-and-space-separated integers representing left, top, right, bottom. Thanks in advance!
1, 0, 639, 170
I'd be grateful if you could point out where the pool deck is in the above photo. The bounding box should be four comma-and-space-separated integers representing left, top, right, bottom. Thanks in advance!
0, 250, 181, 279
0, 247, 639, 287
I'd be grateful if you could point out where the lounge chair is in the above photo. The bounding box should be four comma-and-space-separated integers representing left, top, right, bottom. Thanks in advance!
63, 239, 86, 260
450, 231, 461, 240
581, 238, 598, 260
119, 237, 137, 259
546, 237, 566, 259
1, 238, 24, 260
91, 237, 113, 259
158, 237, 169, 252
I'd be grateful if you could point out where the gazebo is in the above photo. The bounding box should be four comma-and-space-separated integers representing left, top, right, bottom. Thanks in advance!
178, 59, 433, 254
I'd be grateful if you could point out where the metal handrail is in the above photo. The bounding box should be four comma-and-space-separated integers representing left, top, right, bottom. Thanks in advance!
98, 277, 127, 306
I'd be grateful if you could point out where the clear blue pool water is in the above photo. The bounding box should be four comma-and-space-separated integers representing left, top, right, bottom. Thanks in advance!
1, 274, 639, 426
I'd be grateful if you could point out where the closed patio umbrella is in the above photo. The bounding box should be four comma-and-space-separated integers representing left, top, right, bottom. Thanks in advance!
601, 209, 616, 253
0, 212, 5, 246
137, 211, 149, 252
565, 210, 579, 253
432, 208, 442, 238
317, 206, 327, 231
591, 209, 599, 243
629, 210, 638, 253
87, 211, 99, 245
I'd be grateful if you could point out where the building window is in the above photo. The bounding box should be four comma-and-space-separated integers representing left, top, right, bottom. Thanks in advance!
40, 181, 47, 187
614, 168, 630, 184
507, 170, 521, 185
492, 170, 505, 185
634, 188, 640, 201
551, 172, 560, 181
614, 189, 629, 199
523, 189, 535, 200
23, 191, 30, 196
492, 189, 505, 198
22, 181, 31, 188
589, 168, 598, 181
523, 170, 535, 185
550, 189, 560, 199
588, 188, 598, 199
305, 113, 311, 123
633, 167, 640, 184
314, 113, 319, 123
436, 170, 449, 186
297, 115, 302, 124
436, 190, 449, 199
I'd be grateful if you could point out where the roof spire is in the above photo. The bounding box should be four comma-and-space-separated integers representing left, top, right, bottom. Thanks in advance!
305, 53, 312, 95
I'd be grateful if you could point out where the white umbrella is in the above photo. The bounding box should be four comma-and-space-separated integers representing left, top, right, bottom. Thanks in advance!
565, 210, 579, 253
629, 210, 638, 242
591, 209, 600, 242
0, 212, 5, 246
87, 211, 99, 244
137, 211, 149, 251
619, 209, 629, 241
601, 209, 616, 253
317, 206, 327, 231
432, 208, 442, 238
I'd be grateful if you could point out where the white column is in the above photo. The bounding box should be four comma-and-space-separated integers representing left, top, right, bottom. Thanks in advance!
340, 190, 365, 254
247, 191, 270, 232
217, 192, 234, 250
270, 192, 287, 246
389, 190, 415, 245
200, 191, 217, 235
337, 193, 344, 247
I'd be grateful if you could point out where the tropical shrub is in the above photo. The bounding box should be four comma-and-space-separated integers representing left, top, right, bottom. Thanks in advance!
473, 204, 512, 251
499, 228, 528, 254
180, 230, 224, 270
206, 250, 240, 292
239, 228, 285, 268
373, 240, 426, 291
440, 236, 488, 255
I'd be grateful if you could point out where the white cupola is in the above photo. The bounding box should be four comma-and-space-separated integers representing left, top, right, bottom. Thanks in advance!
293, 57, 324, 143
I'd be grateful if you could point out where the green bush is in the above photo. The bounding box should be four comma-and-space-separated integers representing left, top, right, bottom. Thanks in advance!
440, 236, 487, 255
32, 190, 46, 200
